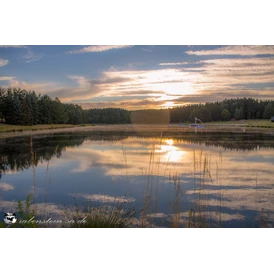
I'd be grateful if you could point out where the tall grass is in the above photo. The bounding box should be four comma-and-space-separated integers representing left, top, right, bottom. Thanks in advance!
139, 139, 224, 228
63, 200, 137, 228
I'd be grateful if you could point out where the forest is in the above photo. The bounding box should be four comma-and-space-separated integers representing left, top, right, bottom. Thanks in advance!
1, 87, 274, 125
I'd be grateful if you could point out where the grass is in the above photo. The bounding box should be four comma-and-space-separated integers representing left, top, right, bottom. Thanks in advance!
0, 194, 38, 228
137, 137, 222, 228
0, 124, 98, 139
1, 122, 273, 141
63, 200, 138, 228
0, 194, 138, 228
206, 119, 274, 128
0, 123, 79, 133
1, 120, 273, 134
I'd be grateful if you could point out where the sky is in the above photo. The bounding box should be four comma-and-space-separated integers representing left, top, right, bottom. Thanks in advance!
1, 45, 274, 110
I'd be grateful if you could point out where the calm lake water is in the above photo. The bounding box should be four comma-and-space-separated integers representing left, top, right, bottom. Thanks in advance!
1, 131, 274, 227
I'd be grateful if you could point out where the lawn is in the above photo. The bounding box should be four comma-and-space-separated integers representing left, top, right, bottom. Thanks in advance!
0, 124, 79, 133
205, 119, 274, 128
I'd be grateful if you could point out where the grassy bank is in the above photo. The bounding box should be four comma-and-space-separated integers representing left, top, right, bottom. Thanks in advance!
1, 120, 274, 137
0, 124, 81, 133
0, 123, 97, 139
206, 119, 274, 128
1, 119, 274, 134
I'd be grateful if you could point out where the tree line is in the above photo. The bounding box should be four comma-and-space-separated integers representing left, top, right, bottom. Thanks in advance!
0, 87, 86, 125
1, 87, 274, 125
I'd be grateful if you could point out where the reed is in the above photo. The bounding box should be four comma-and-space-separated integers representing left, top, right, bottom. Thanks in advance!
63, 200, 137, 228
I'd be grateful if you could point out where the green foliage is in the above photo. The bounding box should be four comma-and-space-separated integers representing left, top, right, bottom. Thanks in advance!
86, 108, 131, 124
221, 109, 231, 121
200, 107, 212, 122
17, 194, 38, 228
38, 94, 52, 123
234, 107, 244, 120
12, 95, 24, 124
51, 98, 69, 124
65, 103, 85, 124
0, 194, 38, 228
0, 222, 7, 228
263, 102, 274, 119
206, 103, 222, 121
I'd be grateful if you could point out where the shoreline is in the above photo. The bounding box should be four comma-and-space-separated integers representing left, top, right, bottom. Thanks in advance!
1, 124, 274, 140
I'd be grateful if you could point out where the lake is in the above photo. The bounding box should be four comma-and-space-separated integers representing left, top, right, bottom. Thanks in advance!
1, 130, 274, 227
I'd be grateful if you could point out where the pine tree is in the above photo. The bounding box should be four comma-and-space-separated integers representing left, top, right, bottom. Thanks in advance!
12, 94, 24, 124
263, 102, 274, 119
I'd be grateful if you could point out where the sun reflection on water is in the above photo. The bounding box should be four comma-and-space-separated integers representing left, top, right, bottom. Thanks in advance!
156, 139, 188, 163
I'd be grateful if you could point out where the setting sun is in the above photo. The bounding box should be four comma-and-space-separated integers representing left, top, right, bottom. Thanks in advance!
166, 139, 174, 146
155, 139, 188, 163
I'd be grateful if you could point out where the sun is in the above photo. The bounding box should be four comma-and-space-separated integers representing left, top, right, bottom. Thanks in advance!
160, 82, 193, 96
166, 139, 174, 146
155, 139, 188, 163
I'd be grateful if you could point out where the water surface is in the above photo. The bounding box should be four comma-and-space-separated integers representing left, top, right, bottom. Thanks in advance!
1, 131, 274, 227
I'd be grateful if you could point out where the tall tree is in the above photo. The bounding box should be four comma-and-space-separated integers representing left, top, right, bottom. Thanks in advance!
234, 107, 243, 120
263, 102, 274, 119
38, 95, 52, 124
12, 94, 24, 124
51, 98, 68, 124
221, 109, 231, 121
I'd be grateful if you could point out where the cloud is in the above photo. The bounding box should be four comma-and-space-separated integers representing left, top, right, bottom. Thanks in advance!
67, 75, 93, 88
25, 58, 41, 63
0, 200, 18, 212
24, 49, 43, 63
186, 45, 274, 56
141, 48, 152, 52
53, 75, 106, 101
3, 53, 274, 107
100, 68, 196, 98
66, 45, 133, 54
0, 183, 14, 191
189, 57, 274, 87
3, 77, 57, 93
198, 57, 274, 69
47, 88, 102, 102
69, 193, 135, 203
147, 213, 167, 218
79, 98, 163, 110
0, 76, 15, 81
0, 59, 9, 67
0, 75, 103, 102
0, 45, 27, 48
159, 62, 189, 66
108, 89, 164, 96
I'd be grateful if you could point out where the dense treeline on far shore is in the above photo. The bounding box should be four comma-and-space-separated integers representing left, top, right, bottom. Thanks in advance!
1, 87, 274, 125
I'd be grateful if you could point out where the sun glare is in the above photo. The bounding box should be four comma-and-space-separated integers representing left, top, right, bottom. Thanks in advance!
159, 82, 193, 96
155, 139, 188, 163
166, 139, 174, 146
